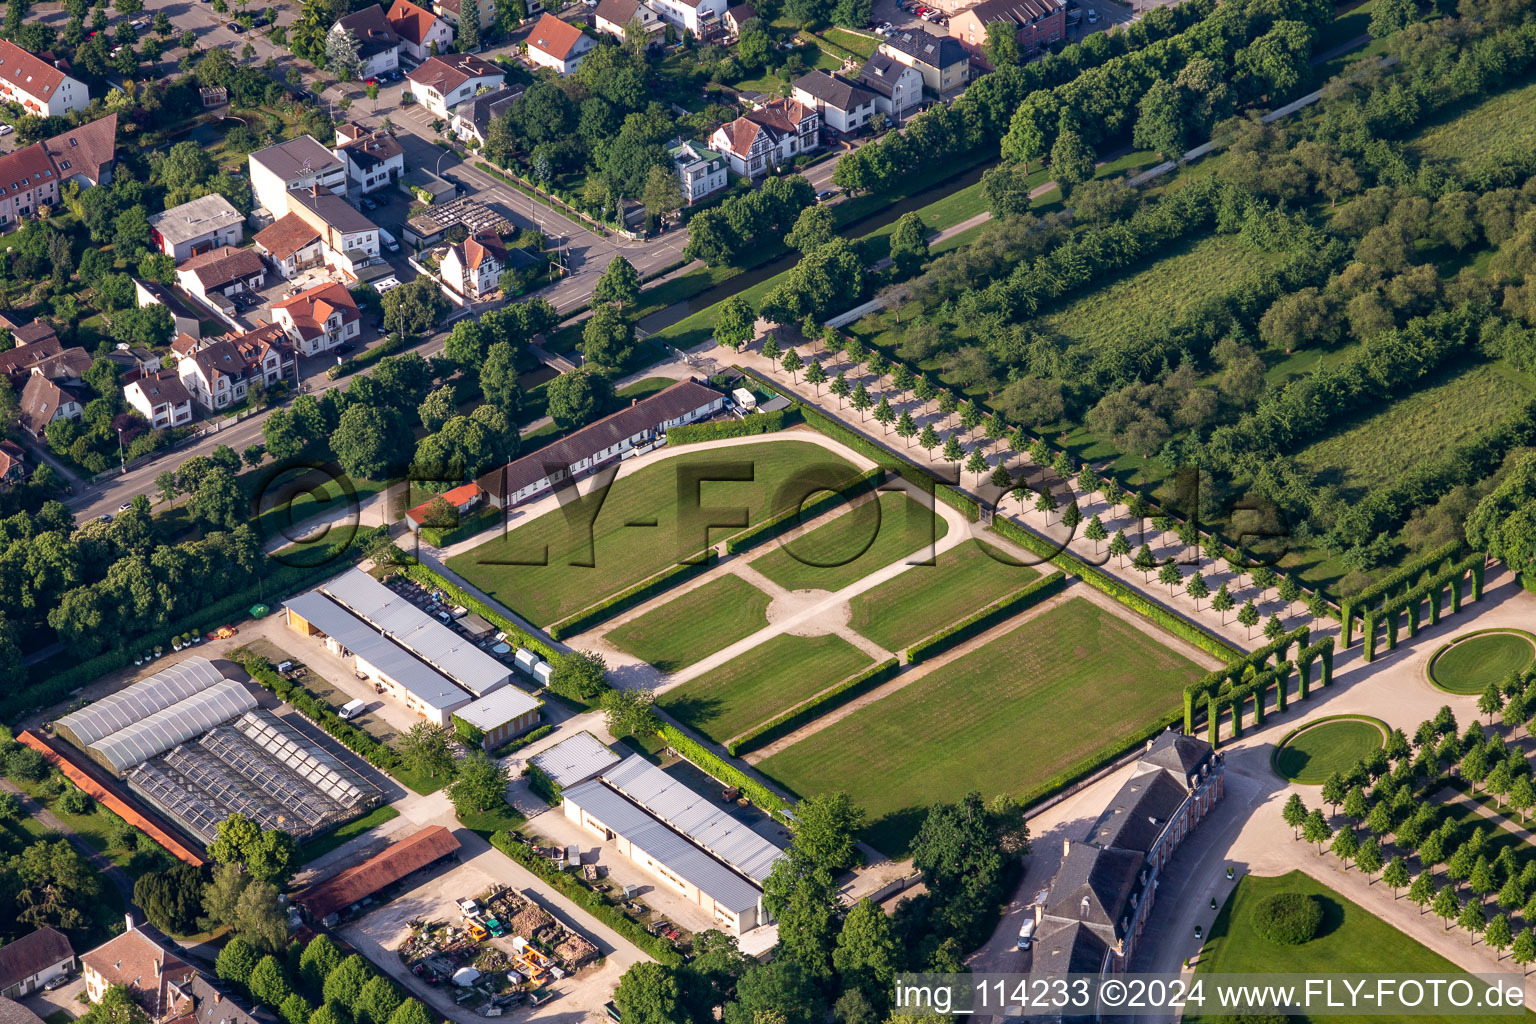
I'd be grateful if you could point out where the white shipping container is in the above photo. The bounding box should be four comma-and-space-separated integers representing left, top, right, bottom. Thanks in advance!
532, 662, 552, 686
514, 649, 537, 673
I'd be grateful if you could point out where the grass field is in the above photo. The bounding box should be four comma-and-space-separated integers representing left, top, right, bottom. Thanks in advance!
1430, 631, 1536, 695
1410, 77, 1536, 169
750, 492, 948, 593
1294, 362, 1536, 497
1189, 871, 1479, 1024
847, 539, 1039, 651
448, 441, 858, 626
1032, 233, 1283, 352
1272, 718, 1385, 784
819, 27, 878, 58
756, 597, 1203, 854
659, 632, 874, 744
604, 575, 774, 673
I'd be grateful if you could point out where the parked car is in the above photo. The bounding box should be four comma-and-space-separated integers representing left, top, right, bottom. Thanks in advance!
361, 196, 378, 211
118, 501, 133, 512
337, 342, 356, 354
0, 124, 12, 136
44, 976, 71, 991
816, 189, 837, 202
227, 20, 245, 32
131, 18, 149, 29
1086, 8, 1098, 22
97, 514, 113, 523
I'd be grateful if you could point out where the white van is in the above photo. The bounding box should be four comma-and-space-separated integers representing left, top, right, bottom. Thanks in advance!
339, 698, 367, 720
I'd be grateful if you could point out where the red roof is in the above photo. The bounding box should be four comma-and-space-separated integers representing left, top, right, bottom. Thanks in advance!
386, 0, 439, 45
0, 41, 69, 102
271, 281, 359, 341
297, 825, 460, 920
406, 482, 484, 525
527, 14, 587, 61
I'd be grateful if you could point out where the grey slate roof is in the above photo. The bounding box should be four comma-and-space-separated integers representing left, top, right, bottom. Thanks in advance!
148, 194, 243, 247
530, 731, 620, 788
562, 777, 764, 914
1086, 767, 1190, 856
793, 70, 876, 112
285, 186, 379, 235
856, 52, 909, 99
882, 27, 968, 68
1140, 729, 1215, 781
1044, 842, 1144, 938
314, 568, 510, 697
602, 754, 784, 884
250, 135, 342, 181
1031, 919, 1109, 976
458, 84, 526, 140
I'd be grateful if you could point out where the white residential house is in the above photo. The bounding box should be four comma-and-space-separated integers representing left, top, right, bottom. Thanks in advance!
879, 27, 970, 96
17, 375, 83, 440
406, 53, 506, 118
594, 0, 665, 46
856, 53, 923, 122
791, 70, 876, 135
667, 139, 727, 204
285, 184, 382, 280
450, 84, 526, 146
175, 339, 254, 412
0, 928, 74, 999
649, 0, 726, 38
710, 98, 818, 178
387, 0, 454, 62
0, 41, 88, 116
330, 6, 401, 78
248, 135, 347, 218
438, 231, 507, 302
524, 14, 595, 76
175, 246, 267, 310
124, 370, 195, 429
270, 281, 362, 356
334, 125, 406, 194
433, 0, 495, 33
147, 194, 245, 260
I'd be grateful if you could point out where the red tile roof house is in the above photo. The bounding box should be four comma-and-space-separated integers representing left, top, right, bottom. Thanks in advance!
405, 481, 484, 532
251, 213, 325, 279
524, 14, 596, 76
0, 439, 28, 487
407, 53, 506, 118
0, 113, 117, 230
438, 230, 508, 302
173, 339, 255, 412
270, 281, 361, 357
17, 374, 84, 440
709, 98, 819, 178
0, 927, 74, 999
81, 917, 196, 1018
0, 40, 88, 116
387, 0, 454, 62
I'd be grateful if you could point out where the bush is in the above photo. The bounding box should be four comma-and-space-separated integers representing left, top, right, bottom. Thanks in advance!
489, 830, 682, 964
1252, 892, 1323, 945
239, 653, 405, 776
524, 763, 561, 805
727, 658, 900, 756
906, 571, 1067, 664
419, 507, 501, 548
548, 551, 718, 640
329, 331, 414, 379
666, 408, 799, 444
488, 723, 554, 758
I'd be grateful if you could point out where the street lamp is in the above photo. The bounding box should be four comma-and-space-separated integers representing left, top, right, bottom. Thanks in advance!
117, 427, 126, 475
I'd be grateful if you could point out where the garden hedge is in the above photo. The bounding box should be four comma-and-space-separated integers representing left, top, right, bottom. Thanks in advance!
13, 528, 386, 723
656, 724, 791, 823
401, 563, 559, 661
548, 550, 718, 640
239, 652, 406, 775
488, 830, 682, 965
986, 517, 1242, 663
906, 571, 1067, 665
524, 762, 562, 805
1340, 540, 1461, 646
667, 408, 799, 444
329, 331, 414, 378
724, 467, 884, 556
726, 658, 900, 757
1363, 553, 1485, 662
489, 723, 554, 758
1253, 893, 1323, 945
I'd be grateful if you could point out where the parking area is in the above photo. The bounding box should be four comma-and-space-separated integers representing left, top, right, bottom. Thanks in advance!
341, 850, 637, 1024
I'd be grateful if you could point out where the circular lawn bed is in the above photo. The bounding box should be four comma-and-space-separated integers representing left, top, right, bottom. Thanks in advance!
1272, 716, 1388, 785
1428, 630, 1536, 694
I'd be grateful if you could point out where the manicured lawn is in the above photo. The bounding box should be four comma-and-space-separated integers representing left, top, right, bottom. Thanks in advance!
604, 574, 774, 672
819, 27, 877, 58
659, 632, 874, 745
1189, 871, 1476, 1024
449, 441, 858, 626
757, 597, 1203, 854
296, 805, 401, 864
750, 492, 948, 593
847, 539, 1038, 651
1430, 631, 1536, 695
1409, 76, 1536, 169
456, 798, 528, 840
1033, 233, 1284, 354
1294, 361, 1536, 498
1272, 717, 1385, 784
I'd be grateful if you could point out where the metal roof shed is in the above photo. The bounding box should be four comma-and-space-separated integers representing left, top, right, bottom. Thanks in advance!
88, 680, 259, 775
451, 686, 542, 733
55, 657, 227, 748
530, 731, 620, 789
602, 754, 784, 885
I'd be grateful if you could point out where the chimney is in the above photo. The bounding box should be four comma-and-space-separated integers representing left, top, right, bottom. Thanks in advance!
312, 181, 321, 197
631, 398, 638, 407
214, 992, 222, 1005
125, 912, 135, 932
1061, 838, 1071, 857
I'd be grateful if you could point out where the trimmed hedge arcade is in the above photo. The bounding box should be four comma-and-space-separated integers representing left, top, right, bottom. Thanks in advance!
1340, 541, 1462, 646
401, 563, 560, 661
656, 723, 791, 823
548, 550, 719, 640
906, 571, 1067, 665
1362, 553, 1485, 662
489, 830, 683, 965
667, 408, 799, 444
986, 517, 1242, 663
724, 467, 885, 556
725, 658, 900, 757
1182, 625, 1311, 735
